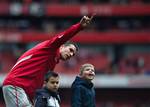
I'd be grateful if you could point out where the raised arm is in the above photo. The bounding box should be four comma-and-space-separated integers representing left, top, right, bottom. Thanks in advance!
50, 15, 95, 49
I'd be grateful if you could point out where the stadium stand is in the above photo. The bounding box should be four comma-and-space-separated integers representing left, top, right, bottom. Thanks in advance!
0, 0, 150, 106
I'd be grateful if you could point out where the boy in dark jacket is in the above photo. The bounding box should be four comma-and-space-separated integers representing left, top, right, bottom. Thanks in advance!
71, 63, 96, 107
34, 71, 60, 107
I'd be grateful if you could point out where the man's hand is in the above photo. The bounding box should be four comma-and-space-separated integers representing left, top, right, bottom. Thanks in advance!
80, 14, 95, 28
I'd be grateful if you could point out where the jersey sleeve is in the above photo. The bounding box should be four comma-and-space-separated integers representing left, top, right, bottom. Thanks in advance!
50, 23, 82, 49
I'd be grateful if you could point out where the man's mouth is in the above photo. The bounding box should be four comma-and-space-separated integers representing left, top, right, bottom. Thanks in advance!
66, 54, 70, 59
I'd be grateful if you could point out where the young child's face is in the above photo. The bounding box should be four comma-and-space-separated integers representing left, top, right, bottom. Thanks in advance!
82, 66, 95, 81
46, 76, 59, 92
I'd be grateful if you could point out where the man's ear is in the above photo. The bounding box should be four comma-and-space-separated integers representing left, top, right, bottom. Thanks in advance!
44, 81, 47, 84
60, 44, 65, 48
59, 45, 64, 51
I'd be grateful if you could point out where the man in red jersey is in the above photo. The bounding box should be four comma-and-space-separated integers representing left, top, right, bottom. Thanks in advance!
2, 15, 94, 107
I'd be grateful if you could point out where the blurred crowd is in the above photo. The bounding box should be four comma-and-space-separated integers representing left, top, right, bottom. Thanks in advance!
0, 0, 149, 75
0, 43, 150, 75
0, 17, 149, 32
0, 0, 150, 4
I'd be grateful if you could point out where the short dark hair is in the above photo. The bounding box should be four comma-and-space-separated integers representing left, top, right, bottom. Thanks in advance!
64, 41, 79, 52
44, 71, 59, 82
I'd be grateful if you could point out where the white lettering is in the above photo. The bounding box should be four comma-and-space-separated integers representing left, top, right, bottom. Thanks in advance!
11, 55, 32, 70
58, 34, 63, 38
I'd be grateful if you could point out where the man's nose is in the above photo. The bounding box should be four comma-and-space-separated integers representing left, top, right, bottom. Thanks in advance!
70, 53, 74, 56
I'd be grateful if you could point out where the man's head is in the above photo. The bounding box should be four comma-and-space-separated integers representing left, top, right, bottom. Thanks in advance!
79, 63, 95, 82
44, 71, 59, 92
59, 43, 78, 61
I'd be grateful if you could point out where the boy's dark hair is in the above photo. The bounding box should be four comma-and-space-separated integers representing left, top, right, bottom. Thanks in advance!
44, 71, 59, 82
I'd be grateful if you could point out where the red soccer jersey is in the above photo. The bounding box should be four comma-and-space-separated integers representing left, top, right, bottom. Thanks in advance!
3, 23, 82, 101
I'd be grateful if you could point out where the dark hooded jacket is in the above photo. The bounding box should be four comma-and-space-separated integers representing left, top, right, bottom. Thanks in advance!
34, 87, 60, 107
71, 76, 96, 107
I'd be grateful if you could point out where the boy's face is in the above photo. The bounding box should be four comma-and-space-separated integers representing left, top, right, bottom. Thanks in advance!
46, 76, 59, 92
81, 66, 95, 81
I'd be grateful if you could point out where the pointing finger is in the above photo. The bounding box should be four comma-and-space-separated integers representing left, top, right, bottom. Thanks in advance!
89, 13, 96, 20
